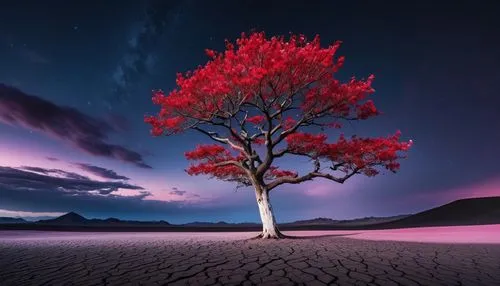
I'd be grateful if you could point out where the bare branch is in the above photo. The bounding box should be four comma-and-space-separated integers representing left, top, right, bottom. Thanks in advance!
255, 108, 275, 177
266, 168, 360, 191
214, 160, 244, 168
193, 126, 245, 153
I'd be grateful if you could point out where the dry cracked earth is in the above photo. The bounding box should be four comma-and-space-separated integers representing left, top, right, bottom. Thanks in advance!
0, 231, 499, 286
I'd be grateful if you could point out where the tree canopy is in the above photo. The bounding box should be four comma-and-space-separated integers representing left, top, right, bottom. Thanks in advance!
145, 32, 412, 191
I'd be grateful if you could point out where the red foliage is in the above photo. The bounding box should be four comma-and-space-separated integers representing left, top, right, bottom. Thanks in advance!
356, 100, 379, 119
145, 32, 359, 135
252, 137, 266, 145
285, 132, 328, 158
246, 115, 265, 125
267, 166, 298, 178
185, 144, 229, 160
282, 117, 297, 130
185, 144, 249, 184
284, 131, 413, 176
323, 131, 413, 175
145, 31, 412, 188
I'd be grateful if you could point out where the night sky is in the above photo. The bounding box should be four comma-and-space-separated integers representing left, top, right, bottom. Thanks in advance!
1, 0, 499, 223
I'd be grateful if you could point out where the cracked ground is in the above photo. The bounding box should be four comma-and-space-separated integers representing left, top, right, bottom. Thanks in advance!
0, 230, 499, 286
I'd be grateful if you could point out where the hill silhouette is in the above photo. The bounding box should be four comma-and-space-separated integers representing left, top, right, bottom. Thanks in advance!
380, 196, 500, 228
0, 217, 27, 224
38, 213, 170, 226
285, 215, 409, 226
2, 196, 499, 231
39, 212, 87, 224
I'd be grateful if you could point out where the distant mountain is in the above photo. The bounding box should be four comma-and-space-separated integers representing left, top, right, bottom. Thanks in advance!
287, 217, 339, 225
103, 217, 121, 223
381, 196, 500, 228
38, 212, 170, 226
283, 215, 410, 226
0, 217, 27, 224
38, 212, 87, 225
335, 215, 411, 226
181, 216, 410, 227
5, 197, 499, 231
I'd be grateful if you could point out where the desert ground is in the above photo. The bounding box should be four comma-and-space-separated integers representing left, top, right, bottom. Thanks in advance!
1, 225, 499, 286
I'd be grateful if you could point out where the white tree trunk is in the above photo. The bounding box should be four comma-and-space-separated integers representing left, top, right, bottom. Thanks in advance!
255, 188, 283, 239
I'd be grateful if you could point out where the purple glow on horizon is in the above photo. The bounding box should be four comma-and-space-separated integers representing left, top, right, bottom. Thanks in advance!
1, 225, 499, 244
414, 178, 500, 204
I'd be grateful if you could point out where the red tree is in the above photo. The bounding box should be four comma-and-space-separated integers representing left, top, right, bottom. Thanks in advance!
145, 32, 412, 239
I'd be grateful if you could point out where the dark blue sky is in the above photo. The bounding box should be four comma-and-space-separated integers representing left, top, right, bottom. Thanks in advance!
1, 0, 499, 223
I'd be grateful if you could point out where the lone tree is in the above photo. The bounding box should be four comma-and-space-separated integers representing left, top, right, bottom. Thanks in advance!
145, 32, 412, 239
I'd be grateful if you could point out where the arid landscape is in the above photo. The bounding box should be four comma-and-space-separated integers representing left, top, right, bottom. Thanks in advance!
2, 1, 500, 285
1, 225, 499, 285
1, 197, 500, 285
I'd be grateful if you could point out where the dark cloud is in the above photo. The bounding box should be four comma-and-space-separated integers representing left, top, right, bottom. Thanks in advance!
109, 0, 184, 104
169, 187, 201, 198
75, 163, 129, 181
0, 166, 253, 222
169, 190, 186, 196
103, 113, 130, 132
0, 84, 152, 168
45, 157, 59, 162
0, 166, 144, 197
21, 166, 90, 181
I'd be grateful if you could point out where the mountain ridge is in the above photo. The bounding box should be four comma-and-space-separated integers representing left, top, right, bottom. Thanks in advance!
3, 196, 500, 229
35, 213, 411, 227
0, 217, 27, 224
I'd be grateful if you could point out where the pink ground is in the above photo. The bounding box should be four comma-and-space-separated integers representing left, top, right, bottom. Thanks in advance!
289, 224, 500, 244
1, 224, 499, 244
349, 224, 500, 244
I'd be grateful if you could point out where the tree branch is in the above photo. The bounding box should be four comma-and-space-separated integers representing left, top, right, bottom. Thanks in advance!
255, 108, 275, 177
214, 160, 244, 168
193, 126, 245, 153
266, 168, 360, 191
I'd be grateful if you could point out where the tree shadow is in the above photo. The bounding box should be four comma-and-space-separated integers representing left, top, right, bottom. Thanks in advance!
246, 232, 361, 241
281, 233, 362, 240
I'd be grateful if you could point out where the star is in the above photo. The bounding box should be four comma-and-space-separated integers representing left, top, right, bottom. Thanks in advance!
73, 26, 79, 31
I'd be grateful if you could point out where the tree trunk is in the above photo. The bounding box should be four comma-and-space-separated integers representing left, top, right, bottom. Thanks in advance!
254, 187, 285, 239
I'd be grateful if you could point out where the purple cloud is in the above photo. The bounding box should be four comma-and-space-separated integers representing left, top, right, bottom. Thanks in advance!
103, 113, 130, 132
21, 166, 90, 181
0, 166, 254, 223
75, 163, 129, 180
169, 190, 187, 196
0, 166, 145, 196
0, 84, 151, 168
